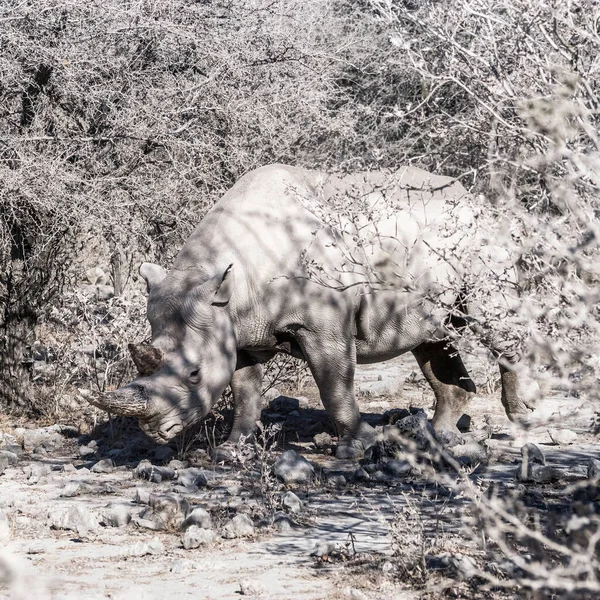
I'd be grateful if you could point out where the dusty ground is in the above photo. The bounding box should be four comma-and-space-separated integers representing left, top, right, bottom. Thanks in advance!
1, 353, 599, 600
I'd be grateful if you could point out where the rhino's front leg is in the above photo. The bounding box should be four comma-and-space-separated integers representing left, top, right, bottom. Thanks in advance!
296, 330, 376, 459
212, 352, 263, 461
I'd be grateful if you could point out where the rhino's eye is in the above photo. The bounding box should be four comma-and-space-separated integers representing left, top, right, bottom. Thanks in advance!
188, 368, 201, 385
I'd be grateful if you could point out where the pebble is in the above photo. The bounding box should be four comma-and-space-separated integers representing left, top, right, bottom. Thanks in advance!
520, 443, 545, 466
182, 525, 215, 549
91, 459, 115, 474
222, 514, 254, 539
60, 481, 92, 497
102, 503, 133, 527
313, 432, 333, 449
0, 450, 19, 466
48, 505, 98, 536
183, 507, 212, 530
588, 458, 600, 480
273, 450, 315, 484
127, 537, 165, 556
548, 428, 578, 446
282, 491, 302, 513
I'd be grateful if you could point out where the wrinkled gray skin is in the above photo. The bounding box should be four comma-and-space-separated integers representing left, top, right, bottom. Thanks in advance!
89, 164, 534, 459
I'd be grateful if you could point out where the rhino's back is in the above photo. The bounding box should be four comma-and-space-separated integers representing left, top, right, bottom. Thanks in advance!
171, 163, 476, 310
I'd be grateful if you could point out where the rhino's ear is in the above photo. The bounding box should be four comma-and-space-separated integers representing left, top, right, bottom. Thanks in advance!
189, 264, 235, 307
139, 262, 167, 293
212, 263, 234, 306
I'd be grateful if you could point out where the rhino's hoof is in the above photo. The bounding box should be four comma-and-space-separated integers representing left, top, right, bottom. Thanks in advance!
335, 442, 364, 460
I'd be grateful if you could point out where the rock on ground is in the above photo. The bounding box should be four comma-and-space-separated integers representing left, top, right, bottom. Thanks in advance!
102, 503, 133, 527
183, 507, 212, 530
222, 514, 254, 539
273, 450, 315, 484
282, 491, 302, 513
182, 525, 216, 549
548, 428, 578, 446
48, 505, 98, 536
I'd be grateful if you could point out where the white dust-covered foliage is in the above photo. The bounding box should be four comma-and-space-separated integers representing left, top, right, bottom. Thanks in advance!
368, 0, 600, 403
365, 0, 600, 595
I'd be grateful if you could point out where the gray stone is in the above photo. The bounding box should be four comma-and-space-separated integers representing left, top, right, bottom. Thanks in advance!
450, 442, 489, 465
370, 470, 390, 482
127, 537, 165, 556
326, 473, 347, 486
170, 559, 196, 573
148, 493, 189, 529
0, 432, 18, 447
222, 514, 254, 539
132, 508, 166, 531
168, 459, 188, 470
0, 456, 8, 476
102, 503, 133, 527
517, 463, 562, 484
26, 541, 50, 554
24, 462, 51, 483
182, 525, 216, 549
134, 459, 176, 483
269, 395, 300, 414
382, 459, 412, 478
0, 450, 18, 466
134, 488, 151, 505
22, 428, 64, 453
91, 458, 115, 474
60, 481, 92, 497
342, 588, 368, 600
353, 468, 370, 482
273, 450, 314, 484
437, 429, 463, 448
588, 458, 600, 480
183, 507, 212, 530
282, 491, 302, 513
177, 468, 208, 489
78, 445, 96, 458
273, 512, 293, 532
548, 428, 578, 446
390, 413, 437, 451
61, 463, 77, 473
239, 580, 266, 596
313, 432, 333, 449
48, 505, 98, 536
520, 443, 545, 466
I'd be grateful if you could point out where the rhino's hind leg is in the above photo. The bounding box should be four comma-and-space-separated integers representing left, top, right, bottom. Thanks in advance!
412, 341, 476, 433
212, 353, 263, 462
296, 329, 376, 459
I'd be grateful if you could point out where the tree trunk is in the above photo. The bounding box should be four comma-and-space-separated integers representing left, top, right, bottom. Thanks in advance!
0, 309, 36, 412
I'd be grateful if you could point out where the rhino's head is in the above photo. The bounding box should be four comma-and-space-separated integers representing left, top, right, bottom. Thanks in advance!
90, 263, 238, 443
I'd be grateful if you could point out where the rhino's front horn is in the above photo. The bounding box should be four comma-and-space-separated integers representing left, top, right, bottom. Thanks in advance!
128, 343, 164, 376
82, 387, 148, 417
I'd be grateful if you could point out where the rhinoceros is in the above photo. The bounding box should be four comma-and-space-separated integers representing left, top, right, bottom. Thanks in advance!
89, 164, 534, 458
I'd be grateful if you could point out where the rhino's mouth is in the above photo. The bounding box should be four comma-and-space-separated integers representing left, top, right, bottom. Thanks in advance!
138, 408, 205, 444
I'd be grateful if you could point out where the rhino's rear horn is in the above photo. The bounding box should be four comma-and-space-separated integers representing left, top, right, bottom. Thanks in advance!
128, 343, 164, 376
